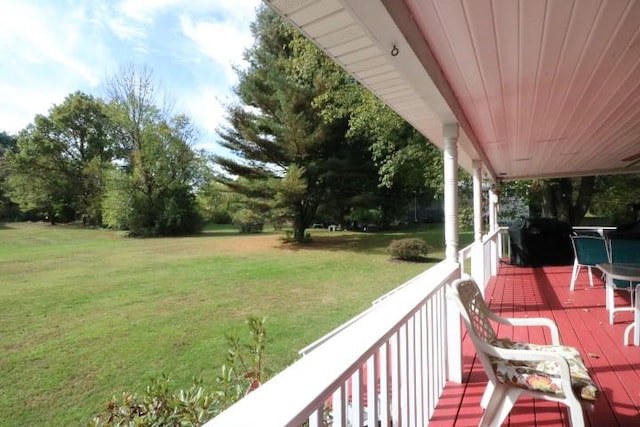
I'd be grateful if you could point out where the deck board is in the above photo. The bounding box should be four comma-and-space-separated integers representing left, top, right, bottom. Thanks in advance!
431, 263, 640, 426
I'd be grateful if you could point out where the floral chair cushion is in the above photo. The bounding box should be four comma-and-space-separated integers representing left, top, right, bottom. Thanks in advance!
489, 338, 599, 401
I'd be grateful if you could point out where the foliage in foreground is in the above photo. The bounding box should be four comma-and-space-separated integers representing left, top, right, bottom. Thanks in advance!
91, 317, 268, 427
388, 238, 430, 261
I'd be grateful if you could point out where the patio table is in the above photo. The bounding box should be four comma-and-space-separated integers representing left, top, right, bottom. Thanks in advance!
596, 262, 640, 345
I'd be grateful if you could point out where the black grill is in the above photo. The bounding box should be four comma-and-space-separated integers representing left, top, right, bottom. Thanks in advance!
508, 218, 573, 267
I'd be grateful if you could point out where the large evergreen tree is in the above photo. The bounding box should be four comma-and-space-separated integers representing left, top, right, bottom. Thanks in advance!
215, 6, 379, 241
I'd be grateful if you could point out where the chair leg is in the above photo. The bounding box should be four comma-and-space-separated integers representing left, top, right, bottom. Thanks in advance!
479, 384, 505, 427
608, 285, 616, 324
480, 381, 495, 408
587, 266, 595, 287
479, 385, 520, 427
570, 260, 580, 291
567, 400, 585, 427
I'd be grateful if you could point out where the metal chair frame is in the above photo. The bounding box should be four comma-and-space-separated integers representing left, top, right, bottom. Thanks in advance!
569, 234, 609, 291
606, 239, 640, 324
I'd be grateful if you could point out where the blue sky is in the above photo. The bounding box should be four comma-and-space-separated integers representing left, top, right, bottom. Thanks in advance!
0, 0, 262, 153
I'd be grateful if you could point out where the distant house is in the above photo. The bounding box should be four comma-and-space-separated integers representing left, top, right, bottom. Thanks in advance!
498, 195, 529, 225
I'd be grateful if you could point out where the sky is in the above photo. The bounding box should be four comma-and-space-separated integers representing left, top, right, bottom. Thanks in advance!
0, 0, 263, 153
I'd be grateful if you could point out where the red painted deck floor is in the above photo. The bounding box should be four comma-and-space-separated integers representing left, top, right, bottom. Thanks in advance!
430, 263, 640, 426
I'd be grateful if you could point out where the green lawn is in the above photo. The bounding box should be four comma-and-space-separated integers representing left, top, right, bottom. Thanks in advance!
0, 222, 471, 425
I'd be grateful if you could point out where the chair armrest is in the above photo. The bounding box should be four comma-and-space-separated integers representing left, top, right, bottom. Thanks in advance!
488, 312, 561, 345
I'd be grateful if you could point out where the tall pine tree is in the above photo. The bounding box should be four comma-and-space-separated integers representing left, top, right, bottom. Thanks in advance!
215, 6, 377, 241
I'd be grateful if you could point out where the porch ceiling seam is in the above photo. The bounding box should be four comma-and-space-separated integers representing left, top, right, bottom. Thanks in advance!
381, 0, 496, 179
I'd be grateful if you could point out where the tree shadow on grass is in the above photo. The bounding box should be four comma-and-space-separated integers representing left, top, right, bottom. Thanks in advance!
278, 233, 394, 254
144, 224, 471, 258
0, 222, 14, 230
276, 228, 467, 257
388, 256, 442, 264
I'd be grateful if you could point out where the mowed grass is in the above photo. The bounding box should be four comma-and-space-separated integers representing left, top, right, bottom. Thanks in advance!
0, 222, 471, 425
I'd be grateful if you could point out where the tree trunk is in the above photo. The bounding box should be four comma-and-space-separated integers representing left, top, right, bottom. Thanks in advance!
556, 178, 573, 223
47, 205, 56, 225
573, 176, 595, 225
541, 182, 557, 218
293, 222, 306, 243
541, 177, 595, 225
293, 205, 308, 243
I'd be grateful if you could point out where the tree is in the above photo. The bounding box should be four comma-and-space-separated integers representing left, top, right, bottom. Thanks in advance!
539, 177, 595, 225
215, 7, 379, 241
5, 92, 112, 223
588, 174, 640, 225
196, 166, 243, 224
316, 67, 443, 226
103, 65, 203, 236
0, 131, 20, 220
348, 90, 443, 225
499, 175, 638, 226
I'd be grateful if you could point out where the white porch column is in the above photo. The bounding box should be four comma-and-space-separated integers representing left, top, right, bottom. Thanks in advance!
489, 184, 500, 275
471, 160, 485, 290
444, 123, 462, 383
443, 123, 459, 263
489, 185, 499, 233
472, 160, 483, 243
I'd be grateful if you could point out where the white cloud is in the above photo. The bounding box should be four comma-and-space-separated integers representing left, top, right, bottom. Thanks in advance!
105, 15, 148, 42
0, 1, 112, 133
0, 2, 102, 86
119, 0, 260, 23
118, 0, 186, 23
0, 82, 69, 134
180, 86, 227, 139
0, 0, 262, 150
179, 15, 253, 80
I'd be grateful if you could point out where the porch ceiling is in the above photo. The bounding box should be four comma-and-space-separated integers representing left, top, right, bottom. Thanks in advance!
266, 0, 640, 181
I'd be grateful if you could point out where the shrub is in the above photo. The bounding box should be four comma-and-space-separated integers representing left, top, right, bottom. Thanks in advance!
458, 205, 474, 231
388, 238, 429, 261
91, 376, 216, 427
209, 210, 232, 224
91, 317, 268, 427
232, 209, 264, 233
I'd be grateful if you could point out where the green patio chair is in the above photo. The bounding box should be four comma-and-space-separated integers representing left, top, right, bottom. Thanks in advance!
569, 235, 609, 291
607, 238, 640, 324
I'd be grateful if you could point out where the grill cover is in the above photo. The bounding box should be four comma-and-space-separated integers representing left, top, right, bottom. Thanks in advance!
605, 220, 640, 240
508, 218, 573, 267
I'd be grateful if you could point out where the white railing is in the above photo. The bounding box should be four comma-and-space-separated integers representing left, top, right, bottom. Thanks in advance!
459, 227, 506, 294
206, 232, 507, 427
299, 271, 433, 357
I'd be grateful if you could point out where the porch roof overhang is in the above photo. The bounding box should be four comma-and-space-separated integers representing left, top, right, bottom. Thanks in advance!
266, 0, 640, 182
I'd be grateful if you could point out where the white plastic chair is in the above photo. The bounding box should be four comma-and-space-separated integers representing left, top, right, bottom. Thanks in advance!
448, 277, 598, 427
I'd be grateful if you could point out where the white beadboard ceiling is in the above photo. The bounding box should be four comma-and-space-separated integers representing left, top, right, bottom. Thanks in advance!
266, 0, 640, 181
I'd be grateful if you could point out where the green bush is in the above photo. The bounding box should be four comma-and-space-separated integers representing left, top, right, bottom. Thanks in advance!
388, 238, 430, 261
458, 205, 474, 231
91, 376, 216, 427
232, 209, 264, 233
209, 210, 232, 224
91, 317, 268, 427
